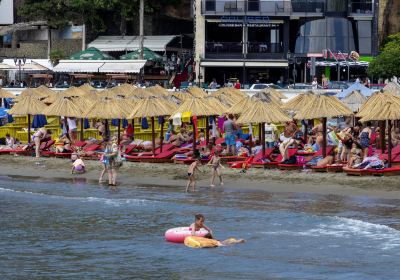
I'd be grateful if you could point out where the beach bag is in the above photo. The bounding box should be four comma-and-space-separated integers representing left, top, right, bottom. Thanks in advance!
296, 156, 306, 164
114, 149, 124, 168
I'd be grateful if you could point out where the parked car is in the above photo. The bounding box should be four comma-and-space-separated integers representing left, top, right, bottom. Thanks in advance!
287, 83, 315, 90
369, 84, 386, 90
249, 83, 283, 90
328, 81, 352, 90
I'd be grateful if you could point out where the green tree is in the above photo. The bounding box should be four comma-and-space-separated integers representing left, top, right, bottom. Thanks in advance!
367, 32, 400, 79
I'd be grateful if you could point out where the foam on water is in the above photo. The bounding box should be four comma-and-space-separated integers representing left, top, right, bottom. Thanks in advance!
0, 187, 149, 207
262, 216, 400, 250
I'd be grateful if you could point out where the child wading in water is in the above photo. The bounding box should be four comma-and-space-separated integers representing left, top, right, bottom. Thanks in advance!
208, 151, 224, 187
190, 213, 213, 238
186, 158, 203, 192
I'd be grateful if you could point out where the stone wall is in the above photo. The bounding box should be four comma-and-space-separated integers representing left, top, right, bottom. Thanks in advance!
0, 39, 81, 58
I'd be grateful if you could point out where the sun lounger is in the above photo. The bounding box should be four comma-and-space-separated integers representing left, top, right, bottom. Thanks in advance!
326, 164, 344, 173
342, 166, 370, 176
138, 149, 178, 163
310, 165, 327, 172
370, 166, 400, 176
12, 140, 56, 156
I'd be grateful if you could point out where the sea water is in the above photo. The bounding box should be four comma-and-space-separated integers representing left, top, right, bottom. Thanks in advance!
0, 176, 399, 279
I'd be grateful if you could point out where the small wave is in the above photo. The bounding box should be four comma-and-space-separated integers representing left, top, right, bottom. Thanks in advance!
261, 216, 400, 250
0, 187, 149, 207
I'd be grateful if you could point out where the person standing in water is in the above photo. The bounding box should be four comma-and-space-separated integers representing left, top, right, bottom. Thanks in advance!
208, 151, 224, 187
186, 158, 202, 192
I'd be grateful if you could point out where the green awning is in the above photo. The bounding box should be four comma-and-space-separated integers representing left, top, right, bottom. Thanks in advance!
120, 47, 162, 61
359, 56, 374, 62
69, 47, 115, 60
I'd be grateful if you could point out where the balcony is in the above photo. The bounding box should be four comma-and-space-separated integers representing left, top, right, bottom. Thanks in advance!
205, 41, 285, 59
201, 0, 326, 17
348, 1, 374, 18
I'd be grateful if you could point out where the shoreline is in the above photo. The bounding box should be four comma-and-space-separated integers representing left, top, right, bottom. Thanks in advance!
1, 155, 400, 199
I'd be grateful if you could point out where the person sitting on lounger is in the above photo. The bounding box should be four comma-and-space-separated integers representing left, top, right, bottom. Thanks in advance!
391, 127, 400, 147
5, 133, 15, 148
55, 134, 72, 153
279, 130, 303, 162
348, 142, 363, 167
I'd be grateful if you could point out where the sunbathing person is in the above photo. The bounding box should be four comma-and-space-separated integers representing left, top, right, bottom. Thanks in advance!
348, 142, 363, 167
55, 134, 72, 153
5, 133, 15, 148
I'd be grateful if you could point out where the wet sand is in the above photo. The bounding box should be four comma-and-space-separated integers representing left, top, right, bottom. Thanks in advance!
1, 155, 399, 199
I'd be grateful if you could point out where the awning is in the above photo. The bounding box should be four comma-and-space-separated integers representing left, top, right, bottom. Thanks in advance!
200, 60, 288, 67
53, 60, 105, 73
53, 60, 146, 73
98, 60, 146, 73
88, 35, 177, 52
1, 59, 53, 71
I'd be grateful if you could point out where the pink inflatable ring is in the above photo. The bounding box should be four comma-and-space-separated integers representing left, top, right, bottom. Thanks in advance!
165, 227, 209, 243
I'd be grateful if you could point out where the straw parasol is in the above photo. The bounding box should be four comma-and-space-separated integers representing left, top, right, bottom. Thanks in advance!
187, 87, 207, 98
62, 86, 87, 98
263, 87, 287, 99
42, 97, 83, 118
34, 85, 55, 97
236, 100, 291, 155
359, 95, 400, 167
0, 88, 15, 99
281, 91, 316, 111
129, 97, 173, 155
357, 90, 396, 118
169, 91, 191, 102
17, 88, 48, 100
79, 83, 96, 93
227, 97, 256, 115
146, 85, 168, 97
295, 94, 353, 157
129, 87, 153, 99
83, 98, 132, 142
110, 84, 136, 97
342, 90, 367, 112
171, 97, 221, 151
253, 91, 282, 106
383, 82, 400, 96
8, 95, 48, 143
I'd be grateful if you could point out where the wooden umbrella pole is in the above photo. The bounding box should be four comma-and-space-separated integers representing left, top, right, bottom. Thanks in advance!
192, 116, 197, 154
160, 117, 164, 153
205, 116, 209, 145
261, 122, 266, 156
131, 118, 135, 140
379, 120, 385, 153
388, 120, 392, 168
249, 124, 253, 154
151, 117, 156, 156
258, 123, 262, 143
80, 118, 84, 141
117, 119, 121, 145
322, 117, 327, 158
28, 114, 31, 144
304, 121, 308, 144
213, 116, 216, 145
105, 119, 109, 139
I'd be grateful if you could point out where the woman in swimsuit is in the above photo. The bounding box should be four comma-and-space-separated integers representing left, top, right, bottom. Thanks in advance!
359, 122, 372, 159
31, 128, 52, 158
208, 151, 224, 187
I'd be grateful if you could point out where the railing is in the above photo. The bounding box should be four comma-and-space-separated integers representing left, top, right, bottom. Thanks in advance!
201, 0, 326, 15
348, 1, 373, 15
248, 42, 283, 54
206, 41, 243, 54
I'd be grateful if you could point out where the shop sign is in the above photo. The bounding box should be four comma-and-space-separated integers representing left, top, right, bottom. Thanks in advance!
219, 16, 279, 27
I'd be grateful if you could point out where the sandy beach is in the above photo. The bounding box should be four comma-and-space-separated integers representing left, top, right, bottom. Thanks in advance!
1, 155, 399, 199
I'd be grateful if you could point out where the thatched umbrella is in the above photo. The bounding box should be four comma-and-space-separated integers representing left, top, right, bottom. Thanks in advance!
146, 85, 168, 97
17, 88, 48, 100
359, 96, 400, 167
129, 87, 153, 99
169, 91, 191, 102
8, 95, 47, 143
187, 87, 207, 98
295, 94, 353, 157
227, 97, 256, 115
79, 83, 96, 93
110, 84, 136, 97
342, 90, 367, 112
83, 98, 131, 142
357, 90, 397, 150
263, 87, 287, 100
0, 88, 15, 107
129, 97, 173, 155
171, 98, 221, 152
34, 85, 55, 98
237, 100, 291, 155
62, 86, 87, 98
281, 91, 316, 111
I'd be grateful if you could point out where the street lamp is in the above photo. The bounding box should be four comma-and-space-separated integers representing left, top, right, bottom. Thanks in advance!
286, 51, 291, 85
14, 56, 26, 87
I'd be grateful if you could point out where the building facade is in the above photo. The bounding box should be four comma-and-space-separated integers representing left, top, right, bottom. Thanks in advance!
194, 0, 377, 86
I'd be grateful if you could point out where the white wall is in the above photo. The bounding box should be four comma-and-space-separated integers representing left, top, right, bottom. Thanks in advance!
0, 0, 14, 24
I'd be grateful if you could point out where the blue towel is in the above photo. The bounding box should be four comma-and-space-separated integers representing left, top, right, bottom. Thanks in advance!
84, 118, 90, 129
32, 115, 47, 128
141, 118, 149, 129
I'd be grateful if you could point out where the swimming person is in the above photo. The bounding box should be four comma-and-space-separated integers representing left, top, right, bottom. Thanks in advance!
186, 158, 202, 192
208, 151, 224, 187
190, 213, 213, 239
